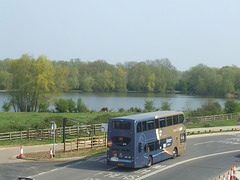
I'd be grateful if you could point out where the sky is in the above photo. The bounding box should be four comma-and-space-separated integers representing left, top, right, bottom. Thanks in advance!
0, 0, 240, 71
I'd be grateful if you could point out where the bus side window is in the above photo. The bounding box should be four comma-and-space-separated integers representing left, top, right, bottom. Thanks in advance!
166, 116, 173, 126
173, 115, 178, 125
147, 120, 154, 130
179, 114, 184, 123
159, 118, 166, 128
137, 122, 142, 133
148, 142, 154, 152
160, 138, 166, 148
138, 143, 142, 153
155, 119, 159, 129
155, 140, 160, 150
180, 133, 186, 143
142, 121, 147, 131
144, 145, 147, 153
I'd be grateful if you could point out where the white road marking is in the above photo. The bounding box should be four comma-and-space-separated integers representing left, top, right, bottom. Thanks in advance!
135, 149, 240, 180
194, 141, 215, 145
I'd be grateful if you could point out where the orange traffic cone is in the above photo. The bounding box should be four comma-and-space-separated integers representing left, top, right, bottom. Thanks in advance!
223, 174, 226, 180
233, 164, 236, 174
227, 171, 230, 180
230, 168, 236, 180
50, 148, 53, 159
19, 146, 24, 158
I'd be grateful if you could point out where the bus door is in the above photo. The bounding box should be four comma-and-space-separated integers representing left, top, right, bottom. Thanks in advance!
178, 132, 186, 154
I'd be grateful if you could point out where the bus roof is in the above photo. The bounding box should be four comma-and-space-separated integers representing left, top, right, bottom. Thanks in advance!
110, 111, 183, 122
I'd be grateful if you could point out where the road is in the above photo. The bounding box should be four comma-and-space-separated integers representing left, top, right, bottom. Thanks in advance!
1, 132, 240, 180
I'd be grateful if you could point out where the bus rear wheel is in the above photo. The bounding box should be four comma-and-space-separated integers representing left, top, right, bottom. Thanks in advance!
147, 156, 152, 167
172, 148, 178, 159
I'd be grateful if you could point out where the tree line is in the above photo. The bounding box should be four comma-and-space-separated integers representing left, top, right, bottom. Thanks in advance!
0, 54, 240, 112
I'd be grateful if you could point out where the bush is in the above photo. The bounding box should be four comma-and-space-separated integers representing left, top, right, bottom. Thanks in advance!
38, 101, 49, 112
118, 108, 125, 112
77, 97, 87, 112
161, 101, 171, 111
224, 100, 240, 113
144, 100, 155, 112
54, 98, 68, 113
128, 107, 142, 112
190, 100, 223, 116
67, 99, 75, 112
2, 101, 11, 112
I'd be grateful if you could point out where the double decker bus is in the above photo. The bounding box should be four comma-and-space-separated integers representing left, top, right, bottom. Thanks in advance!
107, 111, 186, 168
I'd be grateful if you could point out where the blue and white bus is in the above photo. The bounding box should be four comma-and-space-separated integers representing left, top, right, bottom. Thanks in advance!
107, 111, 186, 168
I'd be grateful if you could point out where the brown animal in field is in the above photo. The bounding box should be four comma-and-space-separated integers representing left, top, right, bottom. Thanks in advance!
101, 107, 109, 112
87, 109, 92, 113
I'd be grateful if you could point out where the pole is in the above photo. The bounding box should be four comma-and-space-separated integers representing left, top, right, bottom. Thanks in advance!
51, 121, 56, 157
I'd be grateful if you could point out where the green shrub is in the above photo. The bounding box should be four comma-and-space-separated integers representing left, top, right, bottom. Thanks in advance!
118, 108, 125, 112
38, 101, 50, 112
161, 101, 171, 110
67, 99, 76, 112
77, 97, 87, 112
54, 98, 68, 113
144, 100, 155, 112
2, 102, 11, 112
224, 100, 240, 113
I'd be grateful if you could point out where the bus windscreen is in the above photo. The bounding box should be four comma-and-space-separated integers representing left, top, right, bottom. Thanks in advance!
112, 121, 131, 130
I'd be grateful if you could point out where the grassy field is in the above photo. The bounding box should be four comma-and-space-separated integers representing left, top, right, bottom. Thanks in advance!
0, 111, 136, 133
186, 118, 237, 129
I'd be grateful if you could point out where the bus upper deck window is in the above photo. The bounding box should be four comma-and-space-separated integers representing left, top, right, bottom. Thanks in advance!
147, 120, 154, 130
159, 118, 166, 128
173, 115, 178, 125
179, 114, 184, 123
112, 121, 131, 130
167, 116, 173, 126
142, 121, 147, 131
137, 122, 142, 133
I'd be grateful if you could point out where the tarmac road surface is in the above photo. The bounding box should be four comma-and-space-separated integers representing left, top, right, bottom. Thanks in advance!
1, 132, 240, 180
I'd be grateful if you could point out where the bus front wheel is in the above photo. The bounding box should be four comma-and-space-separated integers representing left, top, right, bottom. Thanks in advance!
172, 148, 178, 159
147, 156, 152, 167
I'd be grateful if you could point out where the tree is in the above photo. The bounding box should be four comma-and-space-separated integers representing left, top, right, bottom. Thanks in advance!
144, 100, 155, 112
32, 55, 56, 111
2, 102, 11, 112
161, 101, 171, 110
54, 98, 68, 113
10, 54, 63, 112
10, 54, 34, 112
112, 67, 127, 92
224, 100, 240, 113
77, 97, 87, 112
67, 99, 75, 112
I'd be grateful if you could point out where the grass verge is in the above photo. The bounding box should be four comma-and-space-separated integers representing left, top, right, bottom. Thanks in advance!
24, 147, 107, 159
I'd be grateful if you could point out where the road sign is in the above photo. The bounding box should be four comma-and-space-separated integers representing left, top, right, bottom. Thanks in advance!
101, 123, 108, 133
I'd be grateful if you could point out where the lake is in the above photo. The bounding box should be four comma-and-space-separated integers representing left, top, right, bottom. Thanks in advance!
0, 92, 239, 112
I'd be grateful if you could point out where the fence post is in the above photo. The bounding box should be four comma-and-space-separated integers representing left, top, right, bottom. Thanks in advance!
28, 128, 30, 140
64, 139, 66, 152
20, 131, 22, 139
55, 129, 58, 143
91, 137, 93, 149
42, 129, 44, 141
77, 138, 79, 151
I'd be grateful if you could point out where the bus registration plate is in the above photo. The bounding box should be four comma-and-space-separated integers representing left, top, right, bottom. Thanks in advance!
117, 163, 124, 166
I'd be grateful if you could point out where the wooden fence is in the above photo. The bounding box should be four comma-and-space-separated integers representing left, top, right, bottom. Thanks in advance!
0, 124, 102, 141
64, 135, 107, 152
186, 113, 240, 123
1, 113, 239, 141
